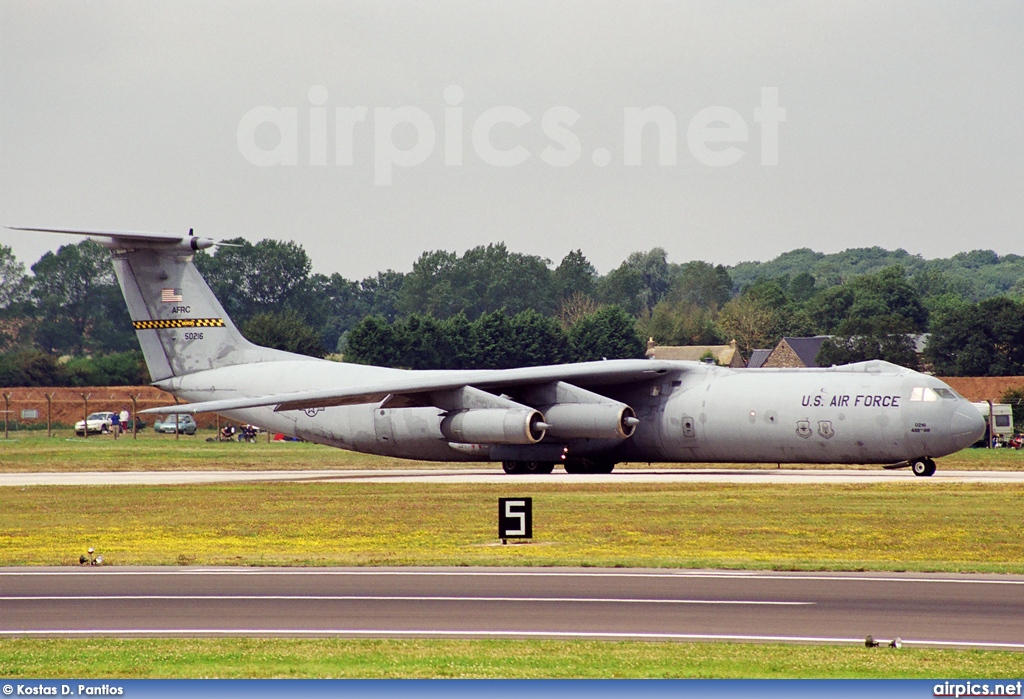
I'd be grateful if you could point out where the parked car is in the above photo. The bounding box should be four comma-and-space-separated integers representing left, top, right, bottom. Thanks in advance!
153, 414, 197, 435
75, 412, 117, 436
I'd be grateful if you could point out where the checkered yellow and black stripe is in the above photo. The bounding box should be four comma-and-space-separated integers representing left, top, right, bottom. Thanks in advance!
132, 318, 226, 330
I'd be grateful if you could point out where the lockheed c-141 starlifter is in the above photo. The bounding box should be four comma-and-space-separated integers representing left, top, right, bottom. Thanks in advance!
9, 226, 986, 476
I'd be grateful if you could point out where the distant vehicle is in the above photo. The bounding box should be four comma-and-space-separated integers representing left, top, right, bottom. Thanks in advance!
154, 414, 197, 435
971, 402, 1014, 445
75, 412, 117, 435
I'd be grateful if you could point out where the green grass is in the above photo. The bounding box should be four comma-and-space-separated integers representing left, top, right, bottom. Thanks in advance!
3, 482, 1023, 571
1, 638, 1021, 678
3, 437, 1022, 678
1, 429, 1022, 472
0, 429, 440, 471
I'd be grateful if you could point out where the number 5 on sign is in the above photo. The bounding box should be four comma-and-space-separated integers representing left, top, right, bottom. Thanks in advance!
498, 498, 532, 540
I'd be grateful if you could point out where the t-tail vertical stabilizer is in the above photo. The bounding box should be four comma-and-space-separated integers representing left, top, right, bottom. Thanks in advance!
6, 227, 305, 381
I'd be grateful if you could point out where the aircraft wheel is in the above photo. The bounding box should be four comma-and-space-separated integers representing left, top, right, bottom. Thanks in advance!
522, 461, 554, 474
911, 459, 935, 477
502, 461, 523, 474
564, 460, 615, 474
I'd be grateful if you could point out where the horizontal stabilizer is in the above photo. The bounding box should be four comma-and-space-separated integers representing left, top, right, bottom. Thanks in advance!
6, 226, 219, 252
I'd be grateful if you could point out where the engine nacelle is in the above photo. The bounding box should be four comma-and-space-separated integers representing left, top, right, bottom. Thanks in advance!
542, 403, 638, 440
440, 409, 546, 445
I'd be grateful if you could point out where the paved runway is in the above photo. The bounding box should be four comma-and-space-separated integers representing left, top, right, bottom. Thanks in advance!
1, 567, 1022, 649
3, 468, 1024, 486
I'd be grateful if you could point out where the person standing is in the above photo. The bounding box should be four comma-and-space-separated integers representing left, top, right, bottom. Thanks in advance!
110, 410, 120, 440
119, 406, 130, 435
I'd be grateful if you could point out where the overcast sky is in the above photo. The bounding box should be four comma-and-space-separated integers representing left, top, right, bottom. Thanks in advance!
1, 1, 1022, 280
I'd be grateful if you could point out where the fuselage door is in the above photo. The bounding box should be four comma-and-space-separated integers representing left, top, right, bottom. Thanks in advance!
657, 398, 701, 459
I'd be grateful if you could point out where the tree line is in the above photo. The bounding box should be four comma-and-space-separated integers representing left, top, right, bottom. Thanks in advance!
346, 307, 645, 370
1, 237, 1023, 385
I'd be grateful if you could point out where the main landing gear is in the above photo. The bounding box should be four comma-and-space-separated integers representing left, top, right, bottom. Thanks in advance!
502, 460, 555, 474
910, 457, 936, 477
501, 460, 616, 474
564, 460, 615, 474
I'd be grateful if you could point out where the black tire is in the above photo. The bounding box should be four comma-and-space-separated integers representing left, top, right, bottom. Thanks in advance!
502, 461, 522, 474
563, 461, 588, 474
566, 460, 616, 474
523, 461, 555, 474
911, 459, 933, 477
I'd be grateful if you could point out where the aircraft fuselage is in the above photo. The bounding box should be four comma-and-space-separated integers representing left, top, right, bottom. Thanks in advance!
158, 358, 984, 467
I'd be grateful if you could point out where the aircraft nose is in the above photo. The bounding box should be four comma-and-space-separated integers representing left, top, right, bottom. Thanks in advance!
950, 402, 986, 448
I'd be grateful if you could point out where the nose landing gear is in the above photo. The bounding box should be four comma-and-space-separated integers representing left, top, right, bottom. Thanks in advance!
910, 458, 936, 477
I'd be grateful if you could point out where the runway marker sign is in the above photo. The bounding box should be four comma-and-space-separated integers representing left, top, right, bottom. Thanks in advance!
498, 498, 532, 543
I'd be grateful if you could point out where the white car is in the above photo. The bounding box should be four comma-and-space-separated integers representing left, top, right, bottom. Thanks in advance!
75, 412, 117, 435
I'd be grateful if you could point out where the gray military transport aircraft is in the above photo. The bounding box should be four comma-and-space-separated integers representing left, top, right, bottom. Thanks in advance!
9, 226, 986, 476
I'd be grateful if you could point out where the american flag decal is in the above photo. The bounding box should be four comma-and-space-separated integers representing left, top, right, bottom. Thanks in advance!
161, 288, 183, 303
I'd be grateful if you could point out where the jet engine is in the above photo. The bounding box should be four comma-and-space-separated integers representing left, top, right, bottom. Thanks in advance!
440, 408, 547, 444
541, 403, 639, 440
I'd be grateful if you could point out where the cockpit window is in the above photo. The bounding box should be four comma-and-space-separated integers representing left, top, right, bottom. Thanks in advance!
910, 387, 957, 402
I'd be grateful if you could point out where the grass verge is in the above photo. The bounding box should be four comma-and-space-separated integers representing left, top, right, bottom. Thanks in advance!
0, 429, 433, 471
1, 638, 1021, 678
3, 482, 1023, 571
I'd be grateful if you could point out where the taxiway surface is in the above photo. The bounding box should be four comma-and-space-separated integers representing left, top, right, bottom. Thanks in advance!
3, 468, 1024, 486
1, 567, 1022, 649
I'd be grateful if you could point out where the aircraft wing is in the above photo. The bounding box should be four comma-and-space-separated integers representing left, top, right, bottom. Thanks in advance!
140, 358, 684, 415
